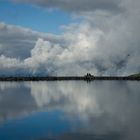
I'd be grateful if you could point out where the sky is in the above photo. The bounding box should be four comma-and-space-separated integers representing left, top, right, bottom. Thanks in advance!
0, 0, 140, 76
0, 0, 74, 34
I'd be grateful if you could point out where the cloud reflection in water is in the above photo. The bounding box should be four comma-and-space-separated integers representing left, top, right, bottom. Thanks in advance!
0, 81, 140, 140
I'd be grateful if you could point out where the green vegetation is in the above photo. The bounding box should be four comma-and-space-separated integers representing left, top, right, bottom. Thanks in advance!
129, 73, 140, 77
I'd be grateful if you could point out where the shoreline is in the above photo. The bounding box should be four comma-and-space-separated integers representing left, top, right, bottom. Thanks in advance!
0, 76, 139, 81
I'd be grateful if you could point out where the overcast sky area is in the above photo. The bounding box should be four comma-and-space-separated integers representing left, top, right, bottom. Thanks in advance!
0, 0, 140, 76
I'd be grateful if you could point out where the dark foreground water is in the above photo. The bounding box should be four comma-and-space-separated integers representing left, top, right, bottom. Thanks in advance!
0, 81, 140, 140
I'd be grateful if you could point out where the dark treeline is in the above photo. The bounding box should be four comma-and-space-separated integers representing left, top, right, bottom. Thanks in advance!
0, 76, 139, 81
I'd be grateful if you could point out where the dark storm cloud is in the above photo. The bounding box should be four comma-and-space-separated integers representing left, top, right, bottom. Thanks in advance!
0, 22, 63, 59
14, 0, 122, 13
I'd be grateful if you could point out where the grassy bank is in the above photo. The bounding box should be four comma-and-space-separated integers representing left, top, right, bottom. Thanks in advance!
129, 73, 140, 77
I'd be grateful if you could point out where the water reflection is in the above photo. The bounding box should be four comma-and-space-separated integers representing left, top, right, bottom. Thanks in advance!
0, 81, 140, 140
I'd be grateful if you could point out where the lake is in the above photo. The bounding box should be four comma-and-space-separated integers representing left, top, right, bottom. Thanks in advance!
0, 81, 140, 140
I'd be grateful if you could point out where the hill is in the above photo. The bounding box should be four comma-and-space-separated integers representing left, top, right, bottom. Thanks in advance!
129, 73, 140, 77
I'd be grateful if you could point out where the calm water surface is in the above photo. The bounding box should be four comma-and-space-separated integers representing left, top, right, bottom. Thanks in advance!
0, 81, 140, 140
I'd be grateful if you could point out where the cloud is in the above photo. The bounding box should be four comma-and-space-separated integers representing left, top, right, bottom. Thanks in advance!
0, 0, 140, 76
14, 0, 122, 13
23, 23, 103, 76
0, 22, 62, 59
